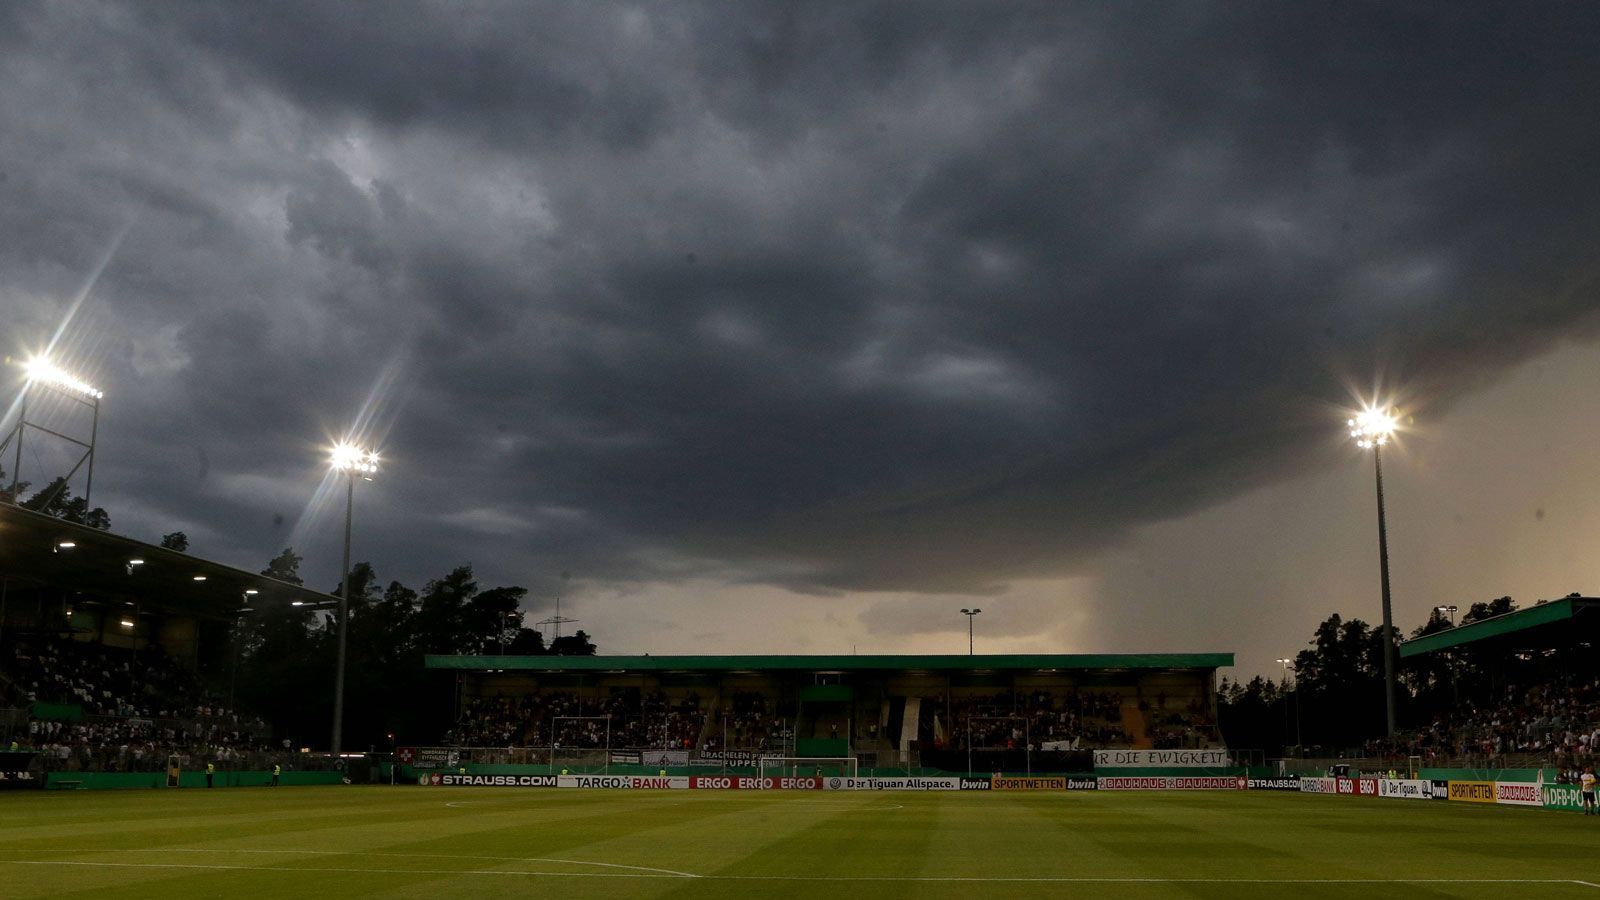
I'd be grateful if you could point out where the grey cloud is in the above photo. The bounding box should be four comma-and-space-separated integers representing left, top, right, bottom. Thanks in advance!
3, 2, 1600, 626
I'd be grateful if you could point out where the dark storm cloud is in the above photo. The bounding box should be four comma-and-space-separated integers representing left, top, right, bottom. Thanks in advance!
3, 1, 1600, 607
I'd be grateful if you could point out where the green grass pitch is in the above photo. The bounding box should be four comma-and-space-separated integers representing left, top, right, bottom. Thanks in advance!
0, 787, 1595, 899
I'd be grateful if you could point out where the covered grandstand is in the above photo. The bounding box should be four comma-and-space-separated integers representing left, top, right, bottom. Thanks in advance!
426, 651, 1233, 774
0, 502, 343, 785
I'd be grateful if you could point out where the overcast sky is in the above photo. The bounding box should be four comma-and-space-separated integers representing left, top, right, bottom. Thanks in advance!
5, 2, 1599, 679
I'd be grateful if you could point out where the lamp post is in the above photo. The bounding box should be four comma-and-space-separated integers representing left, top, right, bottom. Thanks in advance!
1276, 657, 1301, 752
1349, 406, 1400, 738
329, 442, 378, 757
960, 608, 981, 656
1435, 604, 1459, 704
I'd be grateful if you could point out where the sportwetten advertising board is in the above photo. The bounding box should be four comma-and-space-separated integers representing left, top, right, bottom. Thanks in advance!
992, 776, 1066, 791
1447, 781, 1496, 803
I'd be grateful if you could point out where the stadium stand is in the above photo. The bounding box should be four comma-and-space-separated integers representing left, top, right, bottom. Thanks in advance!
0, 503, 336, 774
425, 654, 1232, 768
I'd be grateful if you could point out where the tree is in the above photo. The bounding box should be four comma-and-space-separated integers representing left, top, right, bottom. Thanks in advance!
550, 629, 597, 656
160, 532, 189, 552
20, 476, 110, 529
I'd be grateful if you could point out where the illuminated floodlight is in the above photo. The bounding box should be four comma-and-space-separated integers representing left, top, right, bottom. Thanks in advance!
244, 589, 259, 595
24, 356, 103, 399
330, 442, 380, 477
291, 600, 305, 607
1347, 405, 1398, 449
119, 618, 134, 628
127, 558, 144, 566
192, 575, 207, 582
55, 541, 76, 551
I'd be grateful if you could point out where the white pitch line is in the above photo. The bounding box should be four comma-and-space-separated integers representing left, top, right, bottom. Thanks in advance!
2, 848, 696, 878
0, 851, 681, 877
0, 860, 1593, 886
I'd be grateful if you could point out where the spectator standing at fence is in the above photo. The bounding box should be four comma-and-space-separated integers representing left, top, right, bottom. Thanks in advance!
271, 763, 281, 787
206, 762, 215, 788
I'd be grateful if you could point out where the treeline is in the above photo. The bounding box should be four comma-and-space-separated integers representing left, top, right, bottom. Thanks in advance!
1219, 595, 1548, 755
229, 550, 595, 752
0, 465, 111, 529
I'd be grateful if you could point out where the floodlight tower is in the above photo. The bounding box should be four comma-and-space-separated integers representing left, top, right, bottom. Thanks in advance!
960, 608, 981, 656
1276, 657, 1301, 750
329, 442, 378, 757
2, 356, 104, 508
1348, 405, 1400, 738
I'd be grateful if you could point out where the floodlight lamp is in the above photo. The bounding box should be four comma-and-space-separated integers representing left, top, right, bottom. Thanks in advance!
244, 589, 259, 595
127, 558, 144, 566
330, 442, 380, 476
120, 618, 134, 628
23, 356, 103, 399
55, 541, 76, 552
1348, 405, 1398, 449
291, 601, 305, 607
192, 575, 207, 582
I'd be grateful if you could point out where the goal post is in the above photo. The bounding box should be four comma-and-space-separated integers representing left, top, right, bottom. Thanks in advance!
549, 715, 612, 773
757, 756, 859, 778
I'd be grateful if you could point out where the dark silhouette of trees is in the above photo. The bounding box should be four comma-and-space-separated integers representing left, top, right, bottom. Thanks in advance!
227, 554, 596, 749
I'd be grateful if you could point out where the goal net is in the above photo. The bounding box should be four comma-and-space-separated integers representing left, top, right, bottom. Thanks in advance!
758, 756, 858, 778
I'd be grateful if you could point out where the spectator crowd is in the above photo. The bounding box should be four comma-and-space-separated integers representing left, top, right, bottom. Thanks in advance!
3, 637, 273, 772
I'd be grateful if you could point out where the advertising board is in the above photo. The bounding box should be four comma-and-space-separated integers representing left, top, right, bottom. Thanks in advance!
1298, 777, 1337, 794
689, 775, 824, 790
992, 776, 1067, 791
1493, 782, 1543, 807
426, 773, 557, 787
830, 776, 960, 791
1247, 777, 1300, 791
1447, 781, 1496, 803
556, 774, 690, 789
1099, 776, 1245, 791
1376, 779, 1431, 800
1066, 777, 1098, 790
1542, 784, 1584, 812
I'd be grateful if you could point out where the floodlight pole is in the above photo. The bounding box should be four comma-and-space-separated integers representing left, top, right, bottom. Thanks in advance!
961, 608, 981, 656
1373, 444, 1398, 739
332, 472, 354, 757
7, 392, 22, 501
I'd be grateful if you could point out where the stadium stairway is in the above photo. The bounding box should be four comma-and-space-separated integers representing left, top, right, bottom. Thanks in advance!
1120, 698, 1152, 749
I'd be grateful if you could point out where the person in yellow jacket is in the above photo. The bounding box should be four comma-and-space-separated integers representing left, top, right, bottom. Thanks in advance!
271, 763, 281, 787
206, 762, 215, 788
